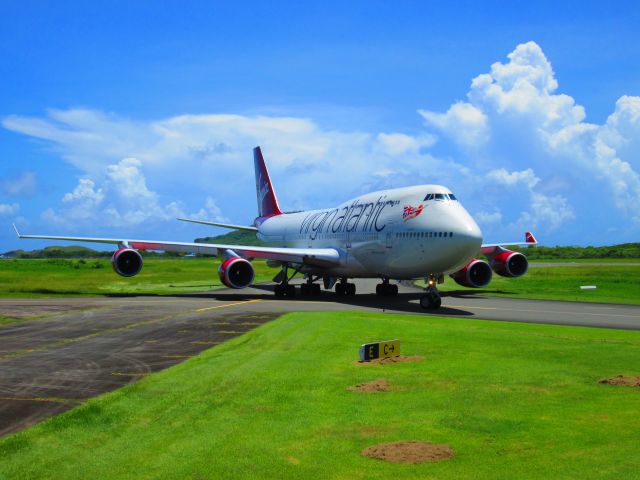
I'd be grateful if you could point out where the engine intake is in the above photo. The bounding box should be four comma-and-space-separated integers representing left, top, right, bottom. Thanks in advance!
112, 248, 143, 277
450, 259, 493, 288
218, 257, 255, 289
491, 250, 528, 277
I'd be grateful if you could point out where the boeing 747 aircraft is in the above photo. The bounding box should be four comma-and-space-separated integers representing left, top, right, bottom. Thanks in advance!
15, 147, 536, 309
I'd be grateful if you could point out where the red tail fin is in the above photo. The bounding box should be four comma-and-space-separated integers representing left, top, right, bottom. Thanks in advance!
253, 147, 282, 217
525, 231, 537, 244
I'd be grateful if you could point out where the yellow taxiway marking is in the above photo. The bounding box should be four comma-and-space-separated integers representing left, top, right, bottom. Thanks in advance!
0, 396, 80, 404
192, 299, 262, 313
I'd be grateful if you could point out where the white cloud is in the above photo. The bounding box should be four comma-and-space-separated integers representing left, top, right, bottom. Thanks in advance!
0, 203, 19, 216
419, 102, 489, 149
2, 41, 640, 242
0, 171, 37, 196
375, 132, 436, 156
190, 196, 228, 222
486, 168, 539, 189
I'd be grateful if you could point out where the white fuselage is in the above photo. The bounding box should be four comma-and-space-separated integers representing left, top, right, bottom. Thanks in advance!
257, 184, 483, 280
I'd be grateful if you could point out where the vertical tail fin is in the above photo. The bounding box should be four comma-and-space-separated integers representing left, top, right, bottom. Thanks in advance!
253, 146, 282, 217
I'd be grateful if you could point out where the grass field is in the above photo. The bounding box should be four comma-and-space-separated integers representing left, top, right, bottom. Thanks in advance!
1, 311, 639, 479
1, 258, 640, 306
437, 264, 640, 305
0, 258, 277, 298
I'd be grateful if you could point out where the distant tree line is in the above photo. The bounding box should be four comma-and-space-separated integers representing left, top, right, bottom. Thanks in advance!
4, 238, 639, 260
511, 243, 640, 259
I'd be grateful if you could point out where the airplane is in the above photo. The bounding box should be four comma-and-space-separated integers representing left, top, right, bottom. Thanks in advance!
14, 146, 537, 310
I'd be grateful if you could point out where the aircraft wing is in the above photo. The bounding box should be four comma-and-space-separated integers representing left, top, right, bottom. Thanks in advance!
176, 218, 258, 232
480, 231, 537, 255
13, 226, 340, 267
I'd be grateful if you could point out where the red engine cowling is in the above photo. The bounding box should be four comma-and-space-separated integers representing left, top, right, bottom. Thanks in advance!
490, 250, 528, 277
450, 259, 493, 288
111, 248, 143, 277
218, 257, 255, 289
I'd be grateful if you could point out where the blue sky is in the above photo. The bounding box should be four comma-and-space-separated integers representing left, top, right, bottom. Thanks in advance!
1, 1, 640, 251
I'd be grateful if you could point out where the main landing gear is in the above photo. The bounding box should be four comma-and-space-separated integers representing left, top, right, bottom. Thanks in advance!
274, 264, 297, 297
300, 276, 321, 296
420, 275, 442, 310
376, 278, 398, 297
335, 278, 356, 296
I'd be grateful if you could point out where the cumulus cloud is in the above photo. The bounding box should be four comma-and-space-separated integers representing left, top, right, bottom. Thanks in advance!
2, 40, 640, 242
419, 40, 640, 236
0, 203, 20, 216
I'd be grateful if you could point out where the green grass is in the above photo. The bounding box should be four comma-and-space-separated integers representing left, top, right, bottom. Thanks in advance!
439, 265, 640, 305
0, 258, 277, 298
1, 311, 639, 479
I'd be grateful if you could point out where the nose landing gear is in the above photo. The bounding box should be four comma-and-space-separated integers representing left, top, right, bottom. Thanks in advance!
420, 275, 442, 310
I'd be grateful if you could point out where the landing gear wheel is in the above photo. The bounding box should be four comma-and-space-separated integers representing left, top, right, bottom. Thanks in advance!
336, 283, 346, 296
420, 291, 442, 310
346, 283, 356, 295
376, 282, 398, 297
275, 283, 295, 297
301, 283, 321, 296
285, 284, 296, 297
274, 284, 285, 297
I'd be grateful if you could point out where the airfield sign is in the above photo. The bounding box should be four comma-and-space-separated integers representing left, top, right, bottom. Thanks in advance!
359, 339, 400, 362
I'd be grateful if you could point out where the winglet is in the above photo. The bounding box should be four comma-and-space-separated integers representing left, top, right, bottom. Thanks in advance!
13, 223, 21, 238
525, 231, 537, 244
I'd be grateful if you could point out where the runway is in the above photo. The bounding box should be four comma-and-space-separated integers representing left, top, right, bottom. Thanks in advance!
1, 280, 639, 436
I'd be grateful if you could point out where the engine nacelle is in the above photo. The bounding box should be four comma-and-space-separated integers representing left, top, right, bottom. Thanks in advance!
218, 257, 255, 289
111, 248, 143, 277
490, 250, 528, 278
450, 259, 493, 288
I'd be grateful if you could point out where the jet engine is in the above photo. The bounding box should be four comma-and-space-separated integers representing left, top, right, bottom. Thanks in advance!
112, 248, 143, 277
450, 259, 493, 288
218, 257, 255, 289
490, 250, 528, 277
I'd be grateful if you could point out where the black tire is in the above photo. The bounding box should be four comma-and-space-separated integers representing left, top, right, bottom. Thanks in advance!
286, 284, 296, 297
389, 284, 398, 296
274, 284, 285, 297
433, 295, 442, 309
347, 283, 356, 295
300, 284, 310, 296
419, 294, 432, 309
336, 283, 346, 296
312, 283, 321, 295
376, 284, 382, 296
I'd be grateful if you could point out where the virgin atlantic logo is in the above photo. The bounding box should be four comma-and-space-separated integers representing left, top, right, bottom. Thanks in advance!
403, 204, 424, 221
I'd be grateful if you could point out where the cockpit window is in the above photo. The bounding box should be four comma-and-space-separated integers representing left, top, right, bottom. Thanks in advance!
425, 192, 457, 201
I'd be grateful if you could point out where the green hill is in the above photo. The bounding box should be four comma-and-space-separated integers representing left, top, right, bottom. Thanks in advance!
195, 229, 268, 246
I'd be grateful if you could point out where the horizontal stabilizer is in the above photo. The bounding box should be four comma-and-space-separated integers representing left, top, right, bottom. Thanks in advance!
177, 218, 258, 232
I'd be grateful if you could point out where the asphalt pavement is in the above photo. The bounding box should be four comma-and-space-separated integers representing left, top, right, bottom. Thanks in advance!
1, 279, 639, 436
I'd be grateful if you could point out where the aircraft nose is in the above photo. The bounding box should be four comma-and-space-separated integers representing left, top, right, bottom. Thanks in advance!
456, 211, 483, 253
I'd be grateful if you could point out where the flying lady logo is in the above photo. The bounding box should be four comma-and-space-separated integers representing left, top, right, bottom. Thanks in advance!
257, 172, 270, 204
403, 204, 424, 222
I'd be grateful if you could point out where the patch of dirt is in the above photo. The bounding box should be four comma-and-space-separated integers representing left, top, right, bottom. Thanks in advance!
348, 379, 389, 392
599, 375, 640, 387
356, 355, 424, 365
362, 441, 455, 464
